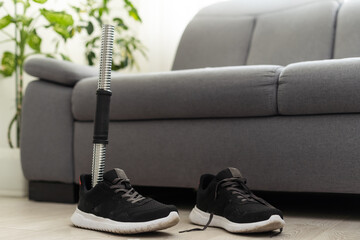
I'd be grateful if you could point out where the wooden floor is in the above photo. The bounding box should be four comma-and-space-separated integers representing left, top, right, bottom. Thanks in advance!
1, 191, 360, 240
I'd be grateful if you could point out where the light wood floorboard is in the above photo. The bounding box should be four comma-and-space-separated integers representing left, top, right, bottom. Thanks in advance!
1, 196, 360, 240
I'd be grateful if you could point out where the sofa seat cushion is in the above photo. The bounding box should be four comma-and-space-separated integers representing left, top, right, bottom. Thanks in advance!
278, 58, 360, 115
72, 65, 282, 121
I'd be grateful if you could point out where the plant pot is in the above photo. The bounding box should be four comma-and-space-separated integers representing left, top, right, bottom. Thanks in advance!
0, 148, 28, 197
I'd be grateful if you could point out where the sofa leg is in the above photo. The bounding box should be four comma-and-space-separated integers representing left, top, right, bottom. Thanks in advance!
29, 181, 79, 203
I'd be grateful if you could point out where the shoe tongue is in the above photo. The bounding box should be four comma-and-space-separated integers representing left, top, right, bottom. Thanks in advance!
216, 167, 243, 181
103, 168, 128, 183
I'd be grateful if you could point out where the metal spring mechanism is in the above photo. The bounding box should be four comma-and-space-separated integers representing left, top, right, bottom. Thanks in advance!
91, 24, 114, 187
91, 144, 106, 185
98, 25, 114, 91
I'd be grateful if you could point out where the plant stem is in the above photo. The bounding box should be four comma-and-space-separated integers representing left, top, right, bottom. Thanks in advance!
7, 113, 17, 149
28, 14, 41, 32
16, 1, 27, 148
16, 65, 23, 148
2, 4, 11, 15
0, 38, 14, 44
24, 52, 37, 58
0, 30, 14, 39
11, 0, 19, 149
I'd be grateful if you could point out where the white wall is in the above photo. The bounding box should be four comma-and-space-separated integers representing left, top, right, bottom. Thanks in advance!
133, 0, 225, 73
0, 0, 224, 149
0, 0, 80, 149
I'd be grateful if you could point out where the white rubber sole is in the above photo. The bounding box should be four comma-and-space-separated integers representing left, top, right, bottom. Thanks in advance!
189, 206, 285, 233
71, 208, 180, 234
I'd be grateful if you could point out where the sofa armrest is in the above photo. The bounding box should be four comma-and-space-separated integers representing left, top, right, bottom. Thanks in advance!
24, 57, 98, 86
278, 57, 360, 115
21, 80, 74, 183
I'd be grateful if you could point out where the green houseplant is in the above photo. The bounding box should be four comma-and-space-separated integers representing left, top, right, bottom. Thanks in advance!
0, 0, 145, 148
73, 0, 146, 70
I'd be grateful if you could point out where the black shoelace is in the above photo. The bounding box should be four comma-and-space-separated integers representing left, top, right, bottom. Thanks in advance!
271, 227, 283, 237
180, 177, 283, 235
215, 177, 274, 207
179, 213, 214, 233
110, 177, 145, 203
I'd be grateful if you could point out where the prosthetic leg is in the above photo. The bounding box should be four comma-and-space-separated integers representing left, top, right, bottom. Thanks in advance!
71, 24, 180, 234
91, 24, 114, 187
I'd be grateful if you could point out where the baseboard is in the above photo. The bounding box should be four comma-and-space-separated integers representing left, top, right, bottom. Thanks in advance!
29, 181, 79, 203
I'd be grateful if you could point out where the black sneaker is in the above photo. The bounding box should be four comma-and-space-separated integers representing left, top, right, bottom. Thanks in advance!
188, 167, 285, 233
71, 168, 180, 234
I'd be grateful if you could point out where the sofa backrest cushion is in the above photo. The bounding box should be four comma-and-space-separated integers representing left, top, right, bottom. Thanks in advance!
172, 15, 255, 70
172, 0, 340, 70
247, 1, 338, 66
334, 0, 360, 59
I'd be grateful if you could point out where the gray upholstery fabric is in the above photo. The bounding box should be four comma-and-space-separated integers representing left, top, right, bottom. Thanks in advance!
172, 16, 255, 70
74, 114, 360, 194
334, 0, 360, 59
21, 81, 74, 183
24, 58, 98, 86
278, 58, 360, 115
72, 66, 282, 121
246, 1, 338, 66
20, 0, 360, 195
173, 0, 340, 70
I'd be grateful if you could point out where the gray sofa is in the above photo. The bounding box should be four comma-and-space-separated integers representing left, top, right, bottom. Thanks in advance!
21, 0, 360, 202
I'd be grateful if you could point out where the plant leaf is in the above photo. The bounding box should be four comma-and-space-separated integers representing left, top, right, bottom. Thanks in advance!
71, 6, 81, 13
89, 9, 96, 17
55, 40, 60, 52
17, 15, 33, 26
87, 51, 96, 65
60, 53, 71, 61
1, 52, 15, 77
86, 21, 94, 35
53, 24, 70, 39
113, 17, 128, 30
76, 26, 82, 33
0, 15, 12, 30
45, 53, 55, 58
123, 0, 142, 22
32, 0, 48, 3
128, 9, 141, 22
69, 27, 75, 38
98, 7, 104, 17
40, 9, 74, 27
27, 30, 41, 52
85, 36, 100, 47
19, 0, 31, 8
